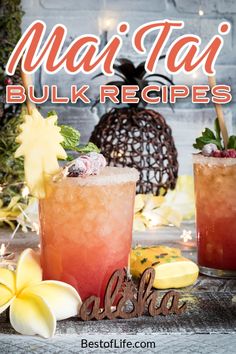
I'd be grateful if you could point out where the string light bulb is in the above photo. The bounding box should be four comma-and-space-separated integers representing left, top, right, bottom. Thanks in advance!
21, 185, 30, 198
0, 244, 6, 257
199, 8, 204, 16
98, 15, 116, 33
32, 222, 40, 235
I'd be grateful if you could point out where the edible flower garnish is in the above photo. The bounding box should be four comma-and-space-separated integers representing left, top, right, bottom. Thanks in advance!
66, 152, 107, 177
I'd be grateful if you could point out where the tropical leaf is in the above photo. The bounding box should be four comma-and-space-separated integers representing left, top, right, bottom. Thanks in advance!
92, 71, 125, 81
113, 64, 135, 79
112, 72, 126, 80
92, 72, 105, 80
105, 81, 124, 86
145, 73, 174, 86
91, 56, 174, 108
135, 61, 146, 79
158, 55, 166, 61
117, 58, 135, 66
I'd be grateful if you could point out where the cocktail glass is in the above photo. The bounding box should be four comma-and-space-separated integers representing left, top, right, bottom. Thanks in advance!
39, 166, 139, 300
193, 154, 236, 277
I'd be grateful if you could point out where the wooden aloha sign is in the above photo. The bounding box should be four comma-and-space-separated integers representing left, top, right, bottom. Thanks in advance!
80, 267, 187, 321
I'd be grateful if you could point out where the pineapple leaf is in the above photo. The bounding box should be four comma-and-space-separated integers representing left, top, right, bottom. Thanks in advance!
134, 78, 148, 89
135, 61, 146, 79
106, 81, 124, 86
117, 58, 134, 66
147, 80, 175, 110
91, 96, 101, 111
92, 71, 125, 81
145, 73, 174, 86
92, 57, 174, 108
145, 79, 166, 86
105, 82, 123, 103
113, 72, 126, 80
159, 54, 166, 61
113, 63, 136, 79
148, 90, 162, 97
113, 64, 127, 76
92, 72, 106, 80
134, 56, 166, 79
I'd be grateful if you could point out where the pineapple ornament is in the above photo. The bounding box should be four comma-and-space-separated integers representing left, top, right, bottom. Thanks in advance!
90, 58, 178, 195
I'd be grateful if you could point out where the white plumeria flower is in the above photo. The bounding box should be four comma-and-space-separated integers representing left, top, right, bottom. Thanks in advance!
0, 249, 82, 338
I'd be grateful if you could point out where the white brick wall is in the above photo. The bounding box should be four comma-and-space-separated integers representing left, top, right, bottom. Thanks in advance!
21, 0, 236, 175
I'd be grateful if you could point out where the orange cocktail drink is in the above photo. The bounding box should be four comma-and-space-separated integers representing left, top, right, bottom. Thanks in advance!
39, 166, 138, 300
193, 154, 236, 277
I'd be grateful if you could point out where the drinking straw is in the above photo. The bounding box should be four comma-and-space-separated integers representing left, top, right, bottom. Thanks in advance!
208, 75, 229, 148
21, 69, 36, 114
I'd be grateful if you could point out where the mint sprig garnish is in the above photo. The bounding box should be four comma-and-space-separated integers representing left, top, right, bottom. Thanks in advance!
60, 127, 100, 158
227, 135, 236, 149
193, 118, 236, 151
74, 142, 100, 154
46, 111, 100, 157
60, 125, 80, 150
193, 118, 223, 150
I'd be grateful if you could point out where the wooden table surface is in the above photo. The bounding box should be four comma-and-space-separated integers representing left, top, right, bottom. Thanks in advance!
0, 223, 235, 354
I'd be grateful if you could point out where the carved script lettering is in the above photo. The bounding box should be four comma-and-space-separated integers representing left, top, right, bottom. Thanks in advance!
80, 268, 187, 321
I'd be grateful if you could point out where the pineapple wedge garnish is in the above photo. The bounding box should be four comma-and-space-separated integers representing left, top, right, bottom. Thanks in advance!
15, 108, 67, 198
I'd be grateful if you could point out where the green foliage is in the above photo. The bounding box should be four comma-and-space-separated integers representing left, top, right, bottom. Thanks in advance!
0, 0, 23, 125
0, 0, 24, 212
59, 125, 100, 158
0, 2, 99, 226
227, 135, 236, 149
193, 118, 224, 150
60, 125, 81, 150
214, 117, 221, 142
46, 110, 57, 117
46, 111, 99, 155
74, 142, 100, 154
193, 118, 236, 151
46, 112, 99, 156
0, 0, 23, 68
0, 109, 25, 206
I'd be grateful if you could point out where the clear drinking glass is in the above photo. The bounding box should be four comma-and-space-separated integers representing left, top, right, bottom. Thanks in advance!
39, 166, 139, 300
193, 154, 236, 278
